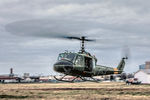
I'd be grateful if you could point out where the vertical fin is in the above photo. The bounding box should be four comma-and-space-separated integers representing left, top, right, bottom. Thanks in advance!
117, 57, 127, 72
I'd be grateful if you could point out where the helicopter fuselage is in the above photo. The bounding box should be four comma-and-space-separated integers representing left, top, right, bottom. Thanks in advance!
53, 52, 124, 77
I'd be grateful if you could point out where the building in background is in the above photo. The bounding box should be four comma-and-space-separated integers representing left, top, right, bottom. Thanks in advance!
145, 61, 150, 69
139, 61, 150, 70
135, 61, 150, 84
0, 68, 21, 83
24, 73, 30, 78
139, 64, 146, 70
134, 69, 150, 84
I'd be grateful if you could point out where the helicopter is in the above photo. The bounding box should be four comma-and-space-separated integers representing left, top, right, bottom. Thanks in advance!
5, 19, 128, 82
53, 36, 128, 82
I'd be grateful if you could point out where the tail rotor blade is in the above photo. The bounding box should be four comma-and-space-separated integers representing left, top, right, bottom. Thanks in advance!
122, 45, 130, 59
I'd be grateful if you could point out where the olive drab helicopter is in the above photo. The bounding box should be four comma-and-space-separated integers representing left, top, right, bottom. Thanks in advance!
53, 36, 128, 82
4, 19, 128, 82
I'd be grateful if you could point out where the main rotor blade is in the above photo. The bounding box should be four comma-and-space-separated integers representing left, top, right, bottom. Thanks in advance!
65, 36, 81, 40
5, 18, 99, 39
65, 36, 95, 42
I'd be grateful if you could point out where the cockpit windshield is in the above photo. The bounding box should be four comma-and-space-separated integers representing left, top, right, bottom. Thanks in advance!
58, 53, 76, 62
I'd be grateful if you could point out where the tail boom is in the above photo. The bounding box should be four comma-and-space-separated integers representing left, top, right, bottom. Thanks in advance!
116, 57, 127, 74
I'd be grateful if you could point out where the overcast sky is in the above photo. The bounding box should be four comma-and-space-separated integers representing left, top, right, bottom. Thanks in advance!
0, 0, 150, 75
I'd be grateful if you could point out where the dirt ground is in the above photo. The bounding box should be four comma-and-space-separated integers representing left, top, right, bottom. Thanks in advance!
0, 82, 150, 100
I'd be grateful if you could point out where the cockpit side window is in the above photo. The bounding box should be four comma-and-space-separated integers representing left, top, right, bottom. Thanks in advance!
75, 55, 83, 66
58, 53, 65, 61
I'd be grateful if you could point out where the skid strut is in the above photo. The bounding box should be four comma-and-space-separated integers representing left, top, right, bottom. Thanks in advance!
54, 75, 100, 82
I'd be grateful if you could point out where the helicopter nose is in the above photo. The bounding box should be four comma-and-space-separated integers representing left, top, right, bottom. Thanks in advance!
53, 61, 73, 73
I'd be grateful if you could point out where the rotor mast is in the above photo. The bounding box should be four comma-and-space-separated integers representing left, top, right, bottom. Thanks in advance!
81, 36, 85, 53
65, 36, 95, 53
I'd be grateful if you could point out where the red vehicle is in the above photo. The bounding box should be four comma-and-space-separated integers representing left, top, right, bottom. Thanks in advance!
126, 78, 141, 85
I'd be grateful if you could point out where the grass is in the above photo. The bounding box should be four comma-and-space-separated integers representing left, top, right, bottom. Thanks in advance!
0, 82, 150, 100
0, 95, 29, 99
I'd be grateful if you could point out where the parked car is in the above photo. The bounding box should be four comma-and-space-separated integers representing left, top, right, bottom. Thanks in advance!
126, 78, 141, 85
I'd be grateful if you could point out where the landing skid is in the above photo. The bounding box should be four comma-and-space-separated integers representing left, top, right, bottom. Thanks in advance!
80, 77, 100, 83
54, 75, 81, 82
54, 75, 100, 83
